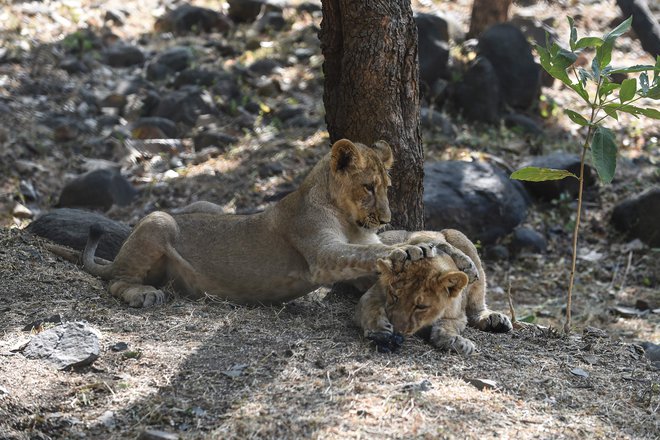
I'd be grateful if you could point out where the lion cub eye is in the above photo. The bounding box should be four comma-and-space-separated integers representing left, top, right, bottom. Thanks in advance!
363, 184, 375, 193
389, 292, 399, 303
415, 304, 429, 311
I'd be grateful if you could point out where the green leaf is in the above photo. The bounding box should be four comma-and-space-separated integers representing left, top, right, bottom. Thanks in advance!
510, 167, 578, 182
606, 103, 641, 118
591, 56, 601, 81
637, 107, 660, 119
578, 67, 592, 86
570, 82, 590, 103
535, 44, 552, 73
565, 109, 590, 126
603, 106, 618, 120
619, 78, 636, 102
599, 81, 620, 98
591, 126, 617, 183
568, 17, 577, 51
575, 36, 604, 49
604, 16, 632, 41
596, 38, 614, 69
608, 64, 656, 74
645, 85, 660, 99
640, 72, 649, 93
519, 314, 537, 323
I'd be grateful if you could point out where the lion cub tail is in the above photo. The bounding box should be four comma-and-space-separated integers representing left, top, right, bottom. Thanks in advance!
82, 224, 114, 279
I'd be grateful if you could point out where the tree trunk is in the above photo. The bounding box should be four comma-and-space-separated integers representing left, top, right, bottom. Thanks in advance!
319, 0, 424, 231
468, 0, 512, 38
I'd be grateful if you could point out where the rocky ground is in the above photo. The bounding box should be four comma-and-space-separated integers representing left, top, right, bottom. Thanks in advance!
0, 0, 658, 438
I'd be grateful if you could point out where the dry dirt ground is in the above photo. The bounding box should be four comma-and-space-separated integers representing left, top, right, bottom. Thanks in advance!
1, 0, 659, 438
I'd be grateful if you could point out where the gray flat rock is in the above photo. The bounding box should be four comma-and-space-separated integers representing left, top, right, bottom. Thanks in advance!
23, 322, 101, 370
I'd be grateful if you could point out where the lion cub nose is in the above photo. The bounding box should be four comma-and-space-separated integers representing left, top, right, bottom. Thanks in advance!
379, 208, 391, 225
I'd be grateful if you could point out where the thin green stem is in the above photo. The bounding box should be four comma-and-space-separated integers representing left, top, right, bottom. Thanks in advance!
564, 78, 602, 334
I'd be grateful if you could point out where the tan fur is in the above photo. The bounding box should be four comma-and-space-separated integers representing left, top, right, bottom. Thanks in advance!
356, 229, 512, 355
67, 139, 435, 307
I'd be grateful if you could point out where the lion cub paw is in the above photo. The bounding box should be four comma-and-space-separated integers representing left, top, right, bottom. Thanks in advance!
367, 331, 405, 353
431, 335, 476, 355
388, 243, 436, 266
124, 287, 167, 308
477, 312, 513, 333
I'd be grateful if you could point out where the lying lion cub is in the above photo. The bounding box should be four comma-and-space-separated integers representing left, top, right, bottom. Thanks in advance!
356, 229, 512, 354
61, 139, 437, 307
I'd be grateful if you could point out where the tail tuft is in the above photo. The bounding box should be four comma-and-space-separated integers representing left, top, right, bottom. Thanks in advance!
89, 223, 105, 241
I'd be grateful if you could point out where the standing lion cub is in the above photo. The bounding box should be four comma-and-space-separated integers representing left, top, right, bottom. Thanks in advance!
356, 229, 512, 354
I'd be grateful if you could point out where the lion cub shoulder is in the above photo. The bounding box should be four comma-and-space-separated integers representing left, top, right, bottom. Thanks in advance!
356, 229, 512, 354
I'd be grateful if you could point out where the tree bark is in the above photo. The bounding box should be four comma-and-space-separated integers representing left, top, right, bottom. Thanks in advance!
468, 0, 512, 38
319, 0, 424, 231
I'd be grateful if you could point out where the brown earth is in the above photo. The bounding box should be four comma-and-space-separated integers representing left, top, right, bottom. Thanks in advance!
1, 0, 659, 438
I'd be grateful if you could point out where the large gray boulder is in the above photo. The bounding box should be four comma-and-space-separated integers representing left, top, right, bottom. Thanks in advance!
424, 160, 530, 244
611, 187, 660, 246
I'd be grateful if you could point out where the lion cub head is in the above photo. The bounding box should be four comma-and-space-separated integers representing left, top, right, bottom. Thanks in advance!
376, 255, 469, 335
329, 139, 394, 230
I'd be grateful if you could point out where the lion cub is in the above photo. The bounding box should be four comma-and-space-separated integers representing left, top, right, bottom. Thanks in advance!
356, 229, 512, 354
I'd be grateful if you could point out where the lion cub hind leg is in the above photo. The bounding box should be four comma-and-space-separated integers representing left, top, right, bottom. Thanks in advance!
109, 280, 166, 308
106, 211, 178, 308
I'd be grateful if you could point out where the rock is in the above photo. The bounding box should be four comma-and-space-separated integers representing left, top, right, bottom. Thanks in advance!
424, 161, 529, 244
12, 202, 33, 219
228, 0, 266, 23
569, 368, 589, 378
58, 168, 138, 211
509, 226, 547, 255
248, 58, 282, 76
102, 43, 145, 67
139, 429, 179, 440
610, 305, 648, 318
110, 342, 129, 351
454, 57, 501, 124
193, 131, 237, 151
59, 56, 90, 74
131, 117, 180, 139
146, 47, 194, 81
28, 208, 131, 260
611, 187, 660, 247
478, 23, 540, 110
105, 9, 127, 26
518, 152, 597, 201
419, 107, 456, 137
617, 0, 660, 58
275, 105, 305, 122
509, 15, 559, 47
155, 4, 232, 35
152, 86, 217, 126
415, 13, 451, 92
484, 244, 509, 261
255, 11, 288, 32
640, 342, 660, 362
503, 113, 543, 136
22, 314, 62, 332
23, 322, 101, 370
298, 2, 322, 14
464, 377, 498, 390
173, 68, 227, 88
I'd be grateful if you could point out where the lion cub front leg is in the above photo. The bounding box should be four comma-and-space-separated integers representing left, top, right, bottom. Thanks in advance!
427, 301, 476, 355
355, 285, 404, 353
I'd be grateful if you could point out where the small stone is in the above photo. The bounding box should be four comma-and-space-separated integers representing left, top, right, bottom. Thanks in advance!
12, 202, 33, 219
402, 379, 433, 392
582, 326, 608, 339
103, 44, 145, 67
581, 355, 599, 365
570, 368, 589, 378
110, 342, 129, 352
464, 377, 498, 391
139, 429, 179, 440
97, 410, 116, 428
22, 314, 62, 332
610, 305, 646, 319
23, 322, 101, 370
222, 364, 248, 378
640, 342, 660, 362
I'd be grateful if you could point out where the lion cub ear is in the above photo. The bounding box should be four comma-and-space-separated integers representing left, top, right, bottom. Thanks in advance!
331, 139, 365, 173
371, 140, 394, 170
433, 271, 469, 298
